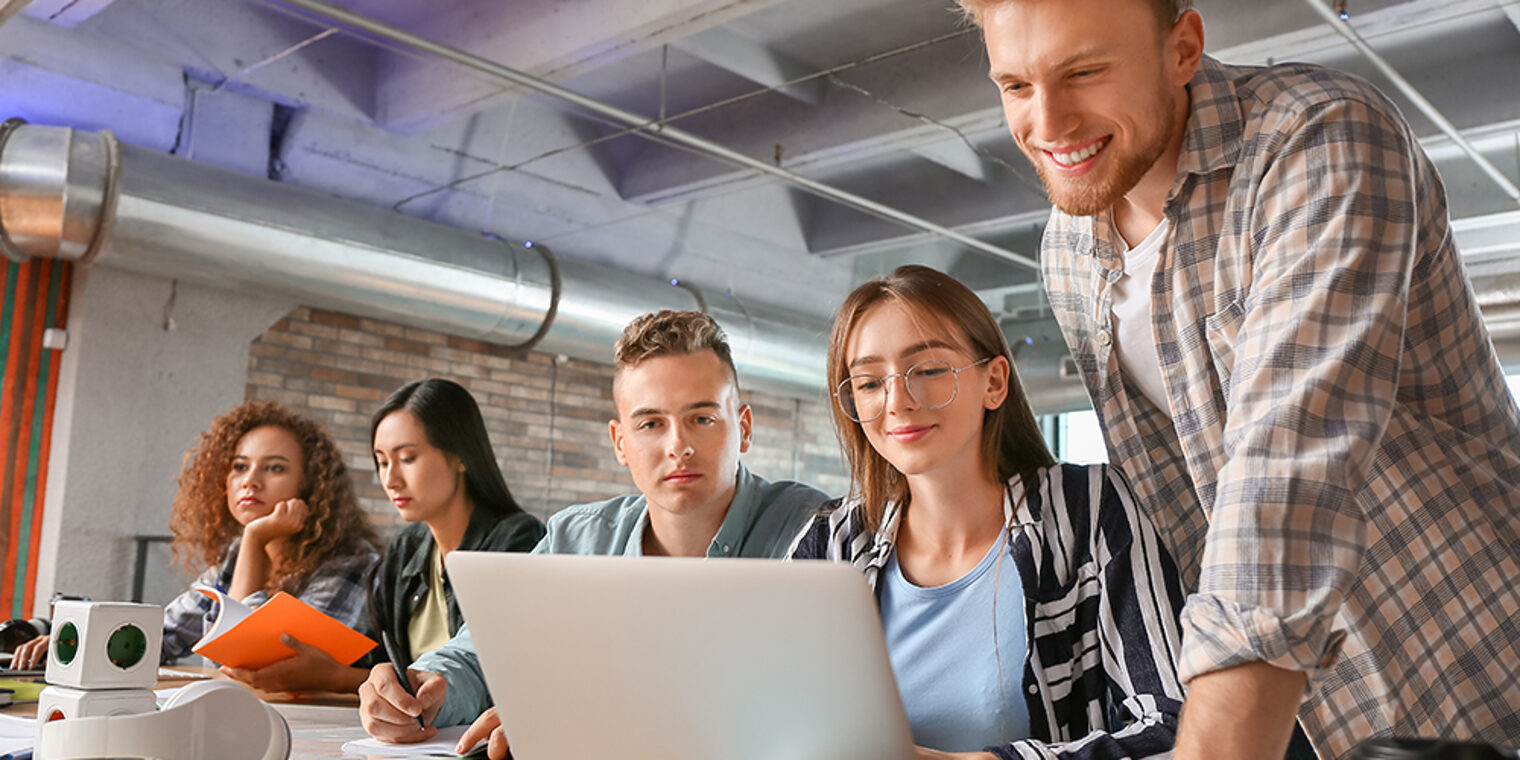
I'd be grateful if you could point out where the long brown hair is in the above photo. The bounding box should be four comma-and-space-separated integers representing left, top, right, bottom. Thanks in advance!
828, 265, 1055, 531
170, 401, 379, 595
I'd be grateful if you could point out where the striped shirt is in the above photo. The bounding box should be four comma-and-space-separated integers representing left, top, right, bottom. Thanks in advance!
1041, 55, 1520, 756
788, 463, 1186, 760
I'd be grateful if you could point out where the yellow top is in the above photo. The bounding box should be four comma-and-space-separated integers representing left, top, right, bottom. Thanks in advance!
406, 545, 451, 661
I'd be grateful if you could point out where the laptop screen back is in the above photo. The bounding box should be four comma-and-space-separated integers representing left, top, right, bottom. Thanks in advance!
447, 552, 916, 760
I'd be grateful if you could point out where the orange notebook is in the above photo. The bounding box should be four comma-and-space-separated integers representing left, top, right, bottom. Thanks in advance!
191, 586, 377, 670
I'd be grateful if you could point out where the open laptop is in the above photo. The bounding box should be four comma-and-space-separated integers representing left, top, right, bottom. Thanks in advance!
447, 551, 916, 760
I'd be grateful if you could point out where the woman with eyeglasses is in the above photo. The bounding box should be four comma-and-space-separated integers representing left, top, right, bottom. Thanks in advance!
789, 265, 1187, 760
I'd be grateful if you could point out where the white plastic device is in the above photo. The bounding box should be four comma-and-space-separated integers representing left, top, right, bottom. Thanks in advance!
45, 600, 162, 689
36, 680, 291, 760
36, 684, 157, 721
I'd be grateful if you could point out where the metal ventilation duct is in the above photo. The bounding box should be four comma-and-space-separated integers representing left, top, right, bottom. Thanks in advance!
0, 123, 831, 396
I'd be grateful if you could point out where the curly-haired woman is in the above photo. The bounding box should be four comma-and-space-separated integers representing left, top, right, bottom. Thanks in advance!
14, 401, 381, 689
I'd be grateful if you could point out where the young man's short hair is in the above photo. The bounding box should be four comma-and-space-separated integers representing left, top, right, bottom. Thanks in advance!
613, 309, 739, 387
954, 0, 1191, 28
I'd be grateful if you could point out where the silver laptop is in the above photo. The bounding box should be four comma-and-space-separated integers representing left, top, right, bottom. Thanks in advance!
446, 551, 916, 760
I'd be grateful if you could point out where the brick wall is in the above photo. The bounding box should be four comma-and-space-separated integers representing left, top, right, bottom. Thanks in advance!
245, 308, 850, 532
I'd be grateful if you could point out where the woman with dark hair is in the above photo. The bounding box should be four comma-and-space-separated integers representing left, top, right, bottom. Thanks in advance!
789, 266, 1187, 760
220, 379, 545, 694
14, 401, 381, 689
363, 378, 545, 668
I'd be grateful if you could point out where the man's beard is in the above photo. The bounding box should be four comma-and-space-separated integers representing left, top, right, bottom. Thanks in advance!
1029, 87, 1176, 217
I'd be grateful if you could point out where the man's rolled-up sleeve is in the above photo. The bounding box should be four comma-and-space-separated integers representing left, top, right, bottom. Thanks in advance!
413, 623, 493, 728
1180, 94, 1419, 684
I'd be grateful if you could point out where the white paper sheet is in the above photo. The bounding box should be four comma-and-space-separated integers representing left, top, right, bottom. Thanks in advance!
339, 725, 487, 757
0, 712, 35, 754
190, 584, 255, 653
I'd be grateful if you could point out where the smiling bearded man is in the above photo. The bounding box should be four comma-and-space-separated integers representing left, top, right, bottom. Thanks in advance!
959, 0, 1520, 758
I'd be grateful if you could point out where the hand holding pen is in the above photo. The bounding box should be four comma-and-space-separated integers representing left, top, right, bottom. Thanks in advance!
383, 630, 427, 730
358, 570, 448, 743
358, 655, 449, 743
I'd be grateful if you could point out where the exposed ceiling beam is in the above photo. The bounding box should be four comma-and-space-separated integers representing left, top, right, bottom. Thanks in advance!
21, 0, 116, 28
0, 0, 29, 27
1223, 0, 1509, 64
360, 0, 792, 135
671, 26, 827, 105
911, 138, 996, 183
1301, 0, 1520, 203
0, 14, 184, 150
812, 207, 1050, 260
279, 0, 1040, 269
41, 0, 378, 124
619, 33, 1003, 206
1501, 0, 1520, 32
1418, 118, 1520, 163
1453, 209, 1520, 260
616, 0, 1503, 209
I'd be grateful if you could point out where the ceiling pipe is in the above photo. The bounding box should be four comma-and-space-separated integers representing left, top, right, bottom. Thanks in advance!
0, 122, 831, 396
274, 0, 1040, 271
0, 122, 1099, 409
1300, 0, 1520, 205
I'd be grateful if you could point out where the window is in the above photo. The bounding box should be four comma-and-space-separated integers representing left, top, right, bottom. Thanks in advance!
1048, 374, 1520, 466
1055, 409, 1108, 464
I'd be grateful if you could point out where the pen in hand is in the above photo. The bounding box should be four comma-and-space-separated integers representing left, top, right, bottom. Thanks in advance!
380, 630, 427, 730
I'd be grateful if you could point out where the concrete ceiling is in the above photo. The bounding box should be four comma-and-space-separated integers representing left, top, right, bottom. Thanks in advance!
3, 0, 1519, 353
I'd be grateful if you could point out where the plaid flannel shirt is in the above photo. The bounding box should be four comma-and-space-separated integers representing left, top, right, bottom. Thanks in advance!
1041, 55, 1520, 756
788, 464, 1186, 760
160, 538, 378, 664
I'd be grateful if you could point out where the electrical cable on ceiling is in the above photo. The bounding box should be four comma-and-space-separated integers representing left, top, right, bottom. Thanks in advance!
247, 0, 981, 210
213, 28, 337, 92
267, 0, 1038, 267
385, 27, 983, 210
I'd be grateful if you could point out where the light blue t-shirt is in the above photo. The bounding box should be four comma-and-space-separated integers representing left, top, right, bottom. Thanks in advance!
877, 534, 1031, 753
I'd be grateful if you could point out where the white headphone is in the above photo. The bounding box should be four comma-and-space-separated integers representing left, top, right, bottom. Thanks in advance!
36, 680, 290, 760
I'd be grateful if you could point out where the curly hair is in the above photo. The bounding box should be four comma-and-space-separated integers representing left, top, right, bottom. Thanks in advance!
613, 310, 739, 395
170, 401, 378, 595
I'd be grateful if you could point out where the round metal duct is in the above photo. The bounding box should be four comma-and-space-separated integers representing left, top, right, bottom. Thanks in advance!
0, 123, 830, 396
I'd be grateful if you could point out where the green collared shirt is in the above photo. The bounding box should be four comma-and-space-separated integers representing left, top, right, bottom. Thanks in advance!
414, 463, 829, 727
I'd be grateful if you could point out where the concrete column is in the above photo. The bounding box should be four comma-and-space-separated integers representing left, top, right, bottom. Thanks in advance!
32, 265, 295, 613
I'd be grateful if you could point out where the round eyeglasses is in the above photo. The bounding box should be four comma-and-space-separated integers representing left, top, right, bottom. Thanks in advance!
835, 357, 992, 423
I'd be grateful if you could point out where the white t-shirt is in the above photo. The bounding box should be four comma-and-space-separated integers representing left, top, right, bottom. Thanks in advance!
1109, 218, 1172, 417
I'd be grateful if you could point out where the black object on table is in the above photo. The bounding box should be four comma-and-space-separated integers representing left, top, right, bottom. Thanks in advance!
1349, 738, 1517, 760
